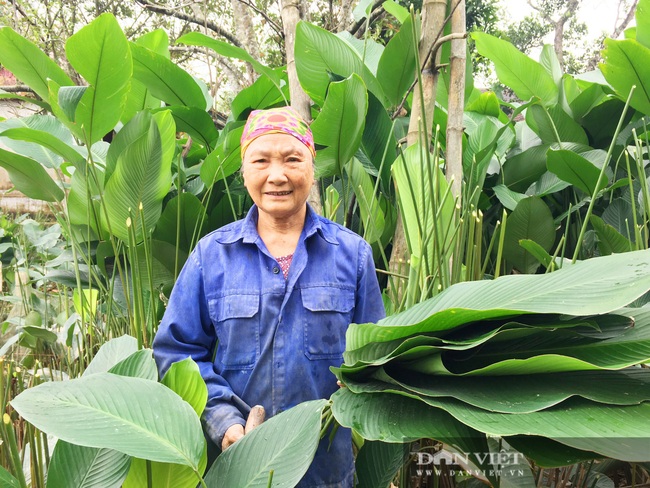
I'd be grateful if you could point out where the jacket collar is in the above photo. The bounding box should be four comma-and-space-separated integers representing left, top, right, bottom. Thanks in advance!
216, 204, 338, 245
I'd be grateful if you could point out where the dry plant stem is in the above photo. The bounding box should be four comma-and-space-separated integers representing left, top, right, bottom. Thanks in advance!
281, 0, 323, 214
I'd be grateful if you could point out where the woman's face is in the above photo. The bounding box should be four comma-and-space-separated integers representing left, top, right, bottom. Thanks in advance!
242, 132, 314, 222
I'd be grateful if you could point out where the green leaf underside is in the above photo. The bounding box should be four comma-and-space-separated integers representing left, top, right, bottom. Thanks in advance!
46, 442, 131, 488
344, 314, 630, 365
206, 400, 327, 488
347, 249, 650, 349
339, 367, 650, 414
10, 373, 204, 467
0, 147, 64, 201
333, 389, 650, 462
83, 335, 139, 376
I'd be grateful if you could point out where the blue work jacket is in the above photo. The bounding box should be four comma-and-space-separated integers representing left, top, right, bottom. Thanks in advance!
153, 204, 385, 487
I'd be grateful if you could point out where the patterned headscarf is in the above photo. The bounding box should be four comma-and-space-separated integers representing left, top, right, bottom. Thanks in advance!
240, 106, 316, 159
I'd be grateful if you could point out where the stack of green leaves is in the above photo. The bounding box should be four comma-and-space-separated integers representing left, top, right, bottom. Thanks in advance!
331, 250, 650, 467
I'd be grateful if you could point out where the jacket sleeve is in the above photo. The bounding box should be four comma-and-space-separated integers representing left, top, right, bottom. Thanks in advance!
352, 241, 386, 324
152, 247, 247, 447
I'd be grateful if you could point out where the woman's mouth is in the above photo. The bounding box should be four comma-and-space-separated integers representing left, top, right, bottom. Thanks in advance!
266, 191, 292, 196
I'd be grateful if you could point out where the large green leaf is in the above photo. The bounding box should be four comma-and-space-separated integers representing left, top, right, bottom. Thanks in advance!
506, 436, 601, 468
163, 106, 218, 151
230, 70, 289, 119
161, 357, 208, 417
102, 115, 171, 243
361, 91, 397, 191
83, 335, 139, 376
415, 395, 650, 462
343, 315, 614, 366
331, 388, 486, 447
0, 127, 85, 171
347, 249, 650, 348
342, 368, 650, 414
0, 27, 73, 101
501, 144, 551, 193
0, 148, 64, 202
11, 373, 204, 467
600, 39, 650, 116
295, 21, 388, 107
546, 150, 606, 196
527, 104, 589, 145
472, 33, 557, 106
66, 13, 132, 144
121, 357, 209, 488
46, 443, 131, 488
67, 167, 105, 238
131, 42, 206, 109
345, 157, 385, 243
376, 15, 418, 107
502, 197, 555, 274
636, 0, 650, 49
493, 184, 527, 211
123, 448, 207, 488
177, 32, 281, 86
108, 349, 158, 381
121, 30, 168, 123
355, 440, 409, 488
0, 466, 20, 488
205, 400, 327, 488
312, 74, 368, 177
591, 215, 634, 255
0, 114, 82, 170
153, 193, 207, 253
337, 31, 384, 75
200, 124, 245, 186
105, 110, 150, 182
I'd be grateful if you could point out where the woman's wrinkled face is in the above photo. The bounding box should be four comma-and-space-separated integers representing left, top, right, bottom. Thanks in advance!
241, 132, 314, 222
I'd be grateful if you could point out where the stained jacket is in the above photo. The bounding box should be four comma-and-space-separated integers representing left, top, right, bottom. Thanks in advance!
153, 204, 385, 487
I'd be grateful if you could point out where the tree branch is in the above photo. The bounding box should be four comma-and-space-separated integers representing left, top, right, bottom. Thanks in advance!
236, 0, 284, 39
347, 0, 384, 36
612, 0, 638, 39
134, 0, 242, 47
1, 85, 35, 93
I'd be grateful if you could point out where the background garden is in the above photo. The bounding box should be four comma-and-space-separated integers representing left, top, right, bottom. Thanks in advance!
1, 0, 650, 486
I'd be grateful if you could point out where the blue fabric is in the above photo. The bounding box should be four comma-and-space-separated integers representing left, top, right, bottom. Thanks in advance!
153, 204, 385, 487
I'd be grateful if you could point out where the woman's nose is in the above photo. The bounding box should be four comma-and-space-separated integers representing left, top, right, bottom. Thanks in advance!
267, 161, 288, 183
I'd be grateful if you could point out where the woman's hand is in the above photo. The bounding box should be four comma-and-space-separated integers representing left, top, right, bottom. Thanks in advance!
222, 424, 245, 451
221, 405, 266, 451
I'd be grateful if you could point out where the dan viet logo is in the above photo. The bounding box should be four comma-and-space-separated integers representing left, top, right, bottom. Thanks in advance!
413, 450, 527, 477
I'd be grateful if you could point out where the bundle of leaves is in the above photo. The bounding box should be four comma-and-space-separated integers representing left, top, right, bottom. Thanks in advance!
331, 250, 650, 471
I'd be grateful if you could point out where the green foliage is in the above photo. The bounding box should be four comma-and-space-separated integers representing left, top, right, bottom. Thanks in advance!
333, 251, 650, 468
3, 3, 650, 487
205, 400, 327, 488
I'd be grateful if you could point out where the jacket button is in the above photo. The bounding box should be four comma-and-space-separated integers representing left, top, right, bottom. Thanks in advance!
272, 266, 280, 274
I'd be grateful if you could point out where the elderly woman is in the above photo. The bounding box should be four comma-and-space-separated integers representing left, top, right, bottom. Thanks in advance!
153, 106, 385, 487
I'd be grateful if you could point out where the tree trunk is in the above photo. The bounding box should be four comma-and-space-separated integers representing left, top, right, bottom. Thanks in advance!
280, 0, 322, 214
388, 0, 448, 298
231, 0, 261, 84
446, 0, 466, 200
406, 0, 449, 146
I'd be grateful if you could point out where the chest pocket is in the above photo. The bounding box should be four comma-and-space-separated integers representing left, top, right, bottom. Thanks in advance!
210, 294, 260, 369
302, 287, 355, 360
